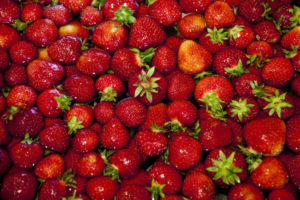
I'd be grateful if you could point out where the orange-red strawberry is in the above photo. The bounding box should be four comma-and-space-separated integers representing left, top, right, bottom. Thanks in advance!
178, 14, 206, 39
281, 26, 300, 50
87, 176, 119, 200
228, 183, 264, 200
286, 115, 300, 153
0, 24, 21, 50
94, 102, 115, 125
35, 153, 65, 179
95, 74, 124, 102
0, 0, 20, 24
59, 20, 89, 40
60, 0, 91, 14
43, 4, 71, 26
254, 20, 281, 45
151, 45, 177, 75
72, 128, 99, 153
77, 152, 105, 178
21, 3, 43, 22
168, 73, 195, 101
80, 6, 103, 27
179, 0, 212, 14
6, 85, 37, 108
178, 40, 213, 74
9, 41, 38, 65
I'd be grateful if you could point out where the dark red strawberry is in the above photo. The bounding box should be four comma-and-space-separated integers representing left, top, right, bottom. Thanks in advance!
0, 49, 9, 72
9, 41, 38, 65
95, 74, 124, 102
38, 178, 68, 200
86, 176, 119, 200
77, 152, 105, 178
268, 189, 296, 200
0, 120, 10, 146
0, 24, 21, 50
116, 184, 151, 200
0, 148, 11, 176
167, 73, 195, 102
72, 128, 99, 153
0, 171, 37, 200
80, 6, 103, 27
287, 154, 300, 189
238, 0, 265, 23
44, 118, 66, 128
94, 102, 115, 125
254, 20, 281, 45
140, 103, 168, 131
228, 25, 255, 49
67, 175, 87, 196
228, 183, 264, 200
122, 170, 148, 187
286, 115, 300, 153
0, 0, 20, 24
179, 0, 212, 14
64, 149, 82, 175
234, 73, 262, 97
178, 14, 206, 39
21, 3, 43, 22
161, 195, 184, 200
292, 75, 300, 96
151, 45, 177, 75
35, 153, 65, 179
60, 0, 92, 14
7, 85, 37, 108
273, 4, 294, 28
43, 4, 72, 26
165, 35, 183, 53
59, 20, 90, 40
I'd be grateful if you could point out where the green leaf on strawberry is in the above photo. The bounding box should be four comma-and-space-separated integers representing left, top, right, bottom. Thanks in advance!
224, 59, 248, 78
130, 47, 155, 69
54, 95, 72, 112
67, 116, 84, 134
206, 27, 228, 44
229, 98, 254, 122
289, 5, 300, 28
146, 179, 166, 200
62, 191, 82, 200
228, 25, 244, 41
250, 81, 268, 98
100, 86, 118, 102
238, 145, 262, 172
112, 6, 136, 27
21, 133, 39, 145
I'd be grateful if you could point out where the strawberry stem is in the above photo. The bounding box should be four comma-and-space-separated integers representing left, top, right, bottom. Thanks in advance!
21, 133, 39, 145
54, 95, 72, 112
100, 86, 118, 102
66, 116, 84, 134
112, 6, 136, 27
238, 145, 262, 172
205, 27, 228, 44
146, 179, 166, 200
228, 25, 244, 41
229, 98, 254, 122
130, 47, 155, 69
224, 59, 248, 78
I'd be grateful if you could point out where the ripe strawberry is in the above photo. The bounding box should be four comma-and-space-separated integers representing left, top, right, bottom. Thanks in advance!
247, 41, 273, 68
268, 189, 296, 200
60, 0, 91, 14
182, 172, 215, 200
115, 98, 147, 127
287, 154, 300, 189
244, 117, 286, 156
165, 35, 183, 53
95, 74, 124, 102
0, 24, 21, 50
43, 4, 72, 26
67, 175, 87, 196
35, 153, 65, 179
38, 178, 68, 200
0, 120, 11, 146
128, 16, 166, 50
198, 28, 229, 54
7, 107, 45, 138
234, 73, 262, 97
205, 1, 235, 29
76, 48, 111, 76
0, 148, 11, 176
254, 20, 281, 45
148, 0, 181, 26
292, 75, 300, 96
103, 0, 138, 20
86, 176, 119, 200
0, 171, 37, 200
136, 3, 149, 18
167, 73, 195, 101
179, 0, 212, 14
77, 152, 105, 178
273, 4, 294, 28
45, 118, 66, 127
251, 157, 289, 190
128, 67, 167, 105
116, 185, 151, 200
205, 148, 247, 188
228, 25, 255, 49
100, 117, 130, 149
0, 0, 20, 24
140, 103, 168, 131
151, 45, 177, 75
94, 102, 115, 125
63, 74, 96, 103
213, 47, 248, 78
0, 49, 9, 72
59, 20, 90, 40
21, 3, 43, 22
9, 41, 38, 65
7, 85, 37, 108
64, 149, 82, 175
80, 6, 103, 27
72, 128, 99, 153
65, 65, 83, 77
286, 115, 300, 153
238, 0, 265, 23
178, 14, 206, 39
122, 169, 148, 187
228, 183, 264, 200
27, 59, 65, 91
281, 26, 300, 50
168, 135, 202, 170
25, 19, 58, 48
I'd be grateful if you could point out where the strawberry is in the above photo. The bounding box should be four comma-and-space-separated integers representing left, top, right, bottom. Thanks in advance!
48, 36, 81, 65
116, 185, 151, 200
244, 117, 286, 156
228, 183, 264, 200
140, 103, 168, 131
213, 47, 248, 78
103, 0, 138, 20
95, 74, 124, 102
165, 35, 183, 53
268, 189, 296, 200
25, 19, 58, 48
60, 0, 92, 14
63, 74, 96, 103
4, 64, 27, 87
59, 20, 90, 40
21, 3, 43, 22
178, 14, 206, 39
234, 74, 262, 97
246, 41, 273, 68
292, 75, 300, 96
77, 152, 105, 178
94, 102, 115, 125
168, 135, 202, 170
148, 0, 181, 26
128, 67, 167, 105
0, 0, 20, 24
179, 0, 212, 14
286, 115, 300, 153
115, 98, 147, 127
35, 153, 65, 179
64, 149, 82, 175
76, 48, 111, 76
0, 120, 11, 146
128, 16, 166, 50
80, 6, 103, 27
228, 25, 255, 49
251, 157, 289, 190
205, 148, 247, 188
0, 148, 10, 176
167, 73, 195, 101
72, 128, 99, 153
198, 28, 229, 54
38, 178, 68, 200
151, 45, 177, 75
27, 59, 65, 91
122, 169, 148, 187
9, 41, 38, 65
281, 26, 300, 50
178, 40, 213, 74
7, 107, 45, 138
181, 172, 215, 200
0, 24, 21, 50
67, 175, 87, 196
238, 0, 265, 23
6, 85, 37, 108
273, 4, 295, 28
45, 118, 66, 127
0, 171, 37, 200
287, 154, 300, 189
86, 176, 119, 200
0, 49, 9, 72
205, 1, 235, 29
254, 20, 281, 45
136, 3, 149, 18
100, 117, 130, 149
43, 4, 72, 26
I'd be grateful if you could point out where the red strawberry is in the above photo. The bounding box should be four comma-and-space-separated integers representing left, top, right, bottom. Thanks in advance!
165, 35, 183, 53
286, 115, 300, 153
9, 41, 38, 65
100, 117, 130, 149
60, 0, 92, 14
72, 128, 99, 153
167, 73, 195, 101
116, 185, 151, 200
251, 157, 289, 190
287, 154, 300, 189
281, 26, 300, 50
0, 24, 21, 50
234, 73, 262, 97
254, 20, 281, 45
181, 172, 215, 200
67, 175, 87, 196
228, 183, 264, 200
273, 4, 295, 28
151, 45, 177, 75
0, 49, 9, 72
246, 41, 274, 68
63, 74, 96, 103
121, 170, 148, 187
198, 28, 229, 54
238, 0, 265, 23
77, 152, 105, 178
292, 75, 300, 96
168, 135, 202, 170
44, 118, 66, 128
0, 120, 11, 146
148, 0, 181, 26
86, 176, 119, 200
21, 3, 43, 22
59, 20, 89, 40
35, 153, 65, 179
268, 189, 296, 200
6, 85, 37, 108
128, 16, 166, 50
38, 178, 68, 200
43, 4, 71, 26
64, 149, 82, 175
0, 148, 11, 175
25, 19, 58, 48
76, 48, 111, 76
161, 195, 184, 200
27, 59, 65, 91
228, 25, 255, 49
178, 14, 206, 39
103, 0, 138, 20
80, 6, 103, 27
0, 0, 20, 24
95, 74, 124, 102
140, 103, 168, 131
94, 102, 115, 125
0, 171, 37, 200
179, 0, 212, 14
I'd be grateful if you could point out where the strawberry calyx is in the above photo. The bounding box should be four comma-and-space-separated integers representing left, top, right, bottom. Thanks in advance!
146, 179, 166, 200
21, 133, 39, 145
101, 149, 121, 182
238, 145, 262, 172
146, 0, 157, 6
150, 122, 168, 133
224, 59, 248, 78
60, 169, 77, 188
1, 87, 10, 98
283, 45, 299, 59
194, 71, 214, 83
62, 191, 82, 200
81, 37, 95, 51
66, 116, 84, 134
289, 5, 300, 28
54, 94, 72, 112
187, 120, 201, 139
163, 120, 187, 133
262, 90, 292, 118
250, 81, 267, 98
261, 2, 272, 20
228, 25, 244, 41
246, 52, 270, 68
130, 47, 155, 69
11, 19, 31, 35
205, 27, 228, 44
91, 0, 106, 8
229, 98, 254, 122
206, 150, 243, 185
112, 6, 136, 27
134, 67, 160, 103
200, 92, 228, 121
100, 86, 118, 102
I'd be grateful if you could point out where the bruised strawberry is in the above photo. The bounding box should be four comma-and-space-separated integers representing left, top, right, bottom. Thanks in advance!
228, 183, 264, 200
77, 152, 105, 178
178, 14, 206, 39
94, 102, 115, 125
60, 0, 92, 14
151, 45, 177, 75
179, 0, 212, 14
87, 176, 119, 200
116, 184, 151, 200
21, 3, 43, 22
6, 85, 37, 108
35, 153, 65, 179
43, 4, 72, 26
9, 41, 38, 65
72, 128, 99, 153
80, 6, 103, 27
96, 74, 124, 102
0, 24, 21, 50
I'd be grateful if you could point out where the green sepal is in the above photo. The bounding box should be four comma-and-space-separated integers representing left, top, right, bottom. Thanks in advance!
194, 71, 214, 83
205, 27, 228, 44
246, 52, 270, 68
146, 179, 166, 200
200, 92, 224, 113
161, 148, 170, 165
150, 122, 167, 133
60, 169, 77, 188
67, 116, 84, 134
62, 191, 83, 200
7, 106, 19, 121
21, 133, 39, 145
188, 120, 201, 139
238, 145, 262, 172
163, 120, 186, 133
112, 6, 136, 27
283, 45, 299, 59
250, 81, 268, 98
207, 109, 228, 122
91, 0, 106, 8
146, 0, 157, 5
130, 47, 155, 69
224, 59, 248, 78
229, 98, 254, 122
228, 25, 244, 41
103, 163, 121, 183
261, 3, 272, 20
11, 19, 31, 35
100, 86, 118, 102
262, 90, 293, 118
54, 95, 72, 112
81, 38, 95, 51
289, 5, 300, 28
206, 150, 243, 185
1, 87, 10, 98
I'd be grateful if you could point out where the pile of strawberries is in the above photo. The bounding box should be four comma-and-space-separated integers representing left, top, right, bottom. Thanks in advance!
0, 0, 300, 199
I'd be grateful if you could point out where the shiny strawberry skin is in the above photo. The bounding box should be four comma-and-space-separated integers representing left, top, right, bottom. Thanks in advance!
238, 0, 264, 23
94, 102, 115, 125
179, 0, 212, 14
0, 0, 20, 24
9, 41, 38, 65
64, 105, 94, 128
103, 0, 138, 19
43, 4, 71, 26
178, 14, 206, 39
60, 0, 91, 14
254, 20, 281, 45
234, 73, 262, 97
6, 85, 37, 108
35, 154, 65, 179
281, 26, 300, 50
38, 178, 67, 200
140, 103, 168, 131
87, 176, 119, 200
116, 184, 151, 200
95, 74, 124, 98
21, 3, 43, 22
72, 128, 99, 153
287, 154, 300, 190
286, 115, 300, 153
228, 183, 264, 200
59, 20, 90, 40
151, 45, 177, 75
77, 152, 105, 178
0, 24, 21, 50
